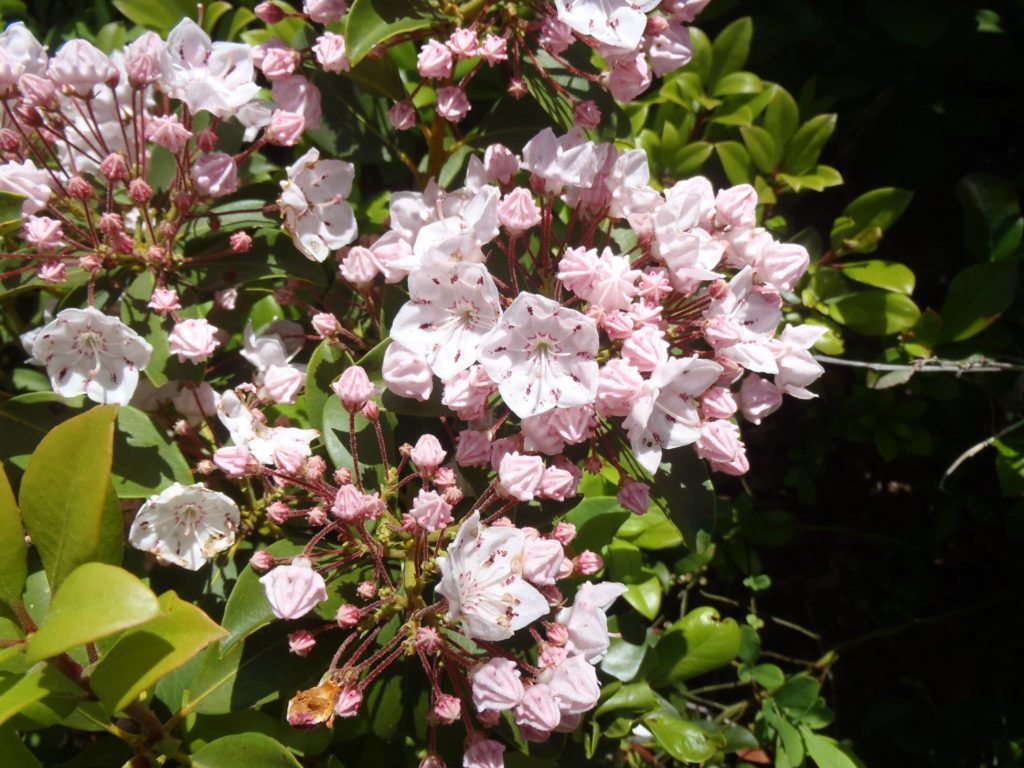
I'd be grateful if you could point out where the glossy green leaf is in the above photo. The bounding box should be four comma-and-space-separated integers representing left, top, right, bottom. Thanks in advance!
594, 681, 656, 717
18, 405, 121, 589
955, 173, 1023, 261
717, 141, 754, 185
651, 451, 716, 551
781, 114, 837, 175
0, 660, 67, 729
219, 540, 303, 655
828, 291, 921, 336
616, 508, 684, 550
713, 71, 763, 97
624, 577, 662, 621
0, 725, 43, 767
830, 188, 914, 253
672, 141, 715, 179
740, 125, 778, 174
763, 86, 799, 146
91, 592, 226, 714
802, 730, 859, 768
940, 261, 1018, 341
0, 192, 24, 237
0, 464, 26, 608
562, 496, 630, 554
112, 0, 197, 35
344, 0, 443, 67
304, 341, 351, 432
654, 607, 741, 683
191, 732, 302, 768
841, 261, 916, 294
25, 563, 162, 663
111, 406, 194, 497
645, 713, 723, 763
708, 17, 753, 87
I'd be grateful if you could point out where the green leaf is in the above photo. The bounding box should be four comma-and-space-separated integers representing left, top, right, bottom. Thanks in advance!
305, 342, 351, 433
802, 730, 859, 768
616, 508, 684, 550
651, 451, 716, 551
111, 406, 194, 498
219, 540, 303, 654
781, 114, 837, 175
624, 577, 662, 621
775, 675, 821, 714
344, 0, 443, 67
828, 291, 921, 336
0, 725, 43, 767
654, 607, 741, 683
712, 71, 763, 97
740, 126, 778, 174
955, 173, 1023, 261
112, 0, 197, 35
708, 17, 753, 88
561, 496, 630, 554
24, 563, 162, 664
765, 702, 804, 766
940, 261, 1018, 341
343, 54, 407, 102
841, 261, 916, 294
716, 141, 754, 185
763, 86, 799, 146
0, 660, 69, 729
830, 188, 914, 253
0, 192, 24, 237
191, 732, 302, 768
18, 405, 121, 590
0, 464, 26, 608
91, 592, 226, 714
645, 713, 723, 763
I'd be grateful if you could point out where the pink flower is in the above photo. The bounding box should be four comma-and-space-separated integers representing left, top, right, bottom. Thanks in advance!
332, 484, 370, 523
339, 246, 380, 285
230, 231, 253, 252
272, 75, 322, 128
213, 445, 255, 478
498, 452, 545, 502
547, 655, 600, 715
334, 687, 362, 718
23, 215, 64, 252
388, 101, 416, 130
479, 34, 508, 64
259, 557, 328, 619
758, 242, 809, 292
463, 737, 505, 768
700, 385, 738, 420
442, 366, 495, 420
288, 629, 317, 656
738, 374, 783, 425
483, 144, 519, 184
555, 581, 626, 662
552, 522, 577, 546
336, 604, 360, 627
148, 287, 181, 315
410, 489, 453, 532
538, 466, 578, 502
192, 153, 238, 198
417, 40, 453, 79
596, 359, 644, 417
575, 550, 604, 575
646, 23, 693, 77
773, 324, 826, 399
715, 184, 758, 229
18, 73, 57, 110
456, 430, 492, 467
605, 52, 652, 102
333, 365, 374, 412
254, 2, 284, 23
618, 479, 650, 514
430, 694, 461, 725
312, 312, 341, 339
382, 342, 433, 401
523, 537, 565, 585
436, 86, 471, 122
411, 434, 447, 473
304, 0, 347, 24
539, 15, 574, 54
621, 325, 669, 373
48, 39, 116, 96
514, 683, 561, 737
266, 110, 306, 146
168, 318, 220, 364
574, 100, 601, 129
313, 32, 350, 73
146, 114, 192, 153
447, 28, 479, 58
415, 626, 442, 653
471, 658, 524, 712
261, 46, 300, 80
497, 187, 542, 235
558, 246, 602, 295
37, 260, 65, 283
262, 364, 304, 404
696, 420, 749, 475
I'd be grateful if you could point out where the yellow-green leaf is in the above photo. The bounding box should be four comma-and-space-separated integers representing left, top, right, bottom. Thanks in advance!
0, 463, 26, 607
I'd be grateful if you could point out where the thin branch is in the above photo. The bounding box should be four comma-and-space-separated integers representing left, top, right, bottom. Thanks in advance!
815, 354, 1024, 374
941, 416, 1024, 489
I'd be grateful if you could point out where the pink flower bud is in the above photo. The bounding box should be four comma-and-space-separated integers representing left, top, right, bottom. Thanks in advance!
551, 522, 577, 546
646, 15, 670, 35
447, 28, 479, 58
573, 100, 601, 129
455, 430, 491, 467
539, 16, 574, 54
37, 260, 65, 283
464, 737, 505, 768
539, 644, 568, 669
430, 694, 461, 725
332, 365, 374, 412
604, 52, 652, 102
361, 400, 379, 420
332, 484, 370, 523
260, 47, 300, 80
307, 507, 328, 526
146, 114, 192, 153
595, 359, 644, 417
67, 176, 93, 200
471, 658, 524, 712
435, 86, 470, 122
313, 32, 350, 73
738, 375, 783, 425
696, 420, 750, 476
417, 40, 453, 79
259, 557, 328, 619
128, 178, 152, 204
251, 550, 274, 570
497, 187, 542, 235
483, 144, 518, 184
213, 445, 254, 477
168, 318, 220, 364
514, 683, 561, 737
215, 287, 238, 311
415, 626, 442, 654
334, 467, 352, 484
700, 385, 738, 420
497, 452, 545, 502
100, 152, 129, 181
304, 0, 348, 23
388, 101, 416, 131
411, 434, 446, 473
266, 109, 305, 146
192, 153, 239, 198
617, 479, 650, 515
0, 128, 19, 152
311, 312, 340, 339
288, 629, 317, 656
334, 687, 362, 718
147, 287, 181, 315
537, 466, 577, 502
49, 39, 117, 96
410, 489, 453, 532
548, 654, 600, 715
715, 184, 758, 229
523, 537, 565, 585
22, 215, 64, 252
547, 622, 569, 645
356, 581, 376, 600
758, 242, 809, 292
443, 485, 463, 505
336, 603, 360, 627
305, 455, 327, 481
18, 74, 57, 110
195, 129, 218, 152
479, 34, 508, 65
621, 325, 669, 372
254, 1, 285, 23
382, 342, 433, 401
266, 501, 291, 524
263, 364, 304, 404
575, 550, 604, 575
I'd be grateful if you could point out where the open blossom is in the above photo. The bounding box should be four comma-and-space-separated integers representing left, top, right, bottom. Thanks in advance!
624, 356, 724, 473
260, 557, 328, 619
279, 147, 357, 262
392, 262, 502, 381
30, 307, 152, 405
128, 483, 239, 571
554, 0, 659, 49
218, 391, 318, 470
48, 38, 117, 96
0, 22, 47, 95
0, 159, 52, 214
479, 292, 599, 419
554, 581, 627, 662
161, 19, 260, 117
436, 512, 549, 641
774, 324, 827, 399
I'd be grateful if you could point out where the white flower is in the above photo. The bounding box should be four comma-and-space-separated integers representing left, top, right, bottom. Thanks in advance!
704, 266, 784, 374
0, 158, 52, 215
436, 512, 549, 641
479, 292, 599, 419
553, 0, 660, 50
554, 581, 627, 663
773, 324, 826, 399
391, 262, 503, 381
521, 128, 598, 195
217, 390, 317, 467
279, 147, 357, 261
411, 185, 500, 267
128, 482, 239, 571
624, 356, 723, 473
0, 22, 48, 95
160, 18, 260, 117
240, 319, 305, 371
30, 307, 152, 406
